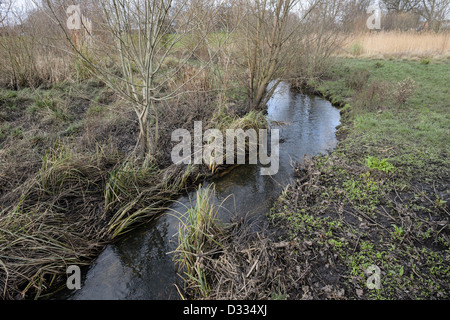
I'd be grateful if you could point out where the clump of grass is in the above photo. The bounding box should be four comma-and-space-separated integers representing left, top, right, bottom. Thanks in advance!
33, 92, 70, 122
346, 69, 370, 91
205, 110, 266, 174
174, 185, 224, 298
215, 109, 266, 132
0, 142, 200, 299
374, 61, 384, 68
174, 185, 304, 300
350, 42, 364, 56
0, 145, 118, 299
105, 162, 198, 238
161, 56, 180, 69
0, 124, 23, 141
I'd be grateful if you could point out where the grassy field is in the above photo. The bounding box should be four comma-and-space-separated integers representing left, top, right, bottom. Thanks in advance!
268, 57, 449, 299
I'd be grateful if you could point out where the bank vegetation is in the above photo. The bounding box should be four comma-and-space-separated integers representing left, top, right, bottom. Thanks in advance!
0, 0, 448, 299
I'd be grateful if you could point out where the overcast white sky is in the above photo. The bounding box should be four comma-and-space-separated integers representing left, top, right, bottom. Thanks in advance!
14, 0, 36, 9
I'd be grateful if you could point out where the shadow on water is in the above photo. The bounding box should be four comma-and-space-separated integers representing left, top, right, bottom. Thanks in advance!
58, 82, 341, 300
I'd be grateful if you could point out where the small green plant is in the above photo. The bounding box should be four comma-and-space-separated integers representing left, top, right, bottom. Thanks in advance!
342, 177, 381, 213
392, 224, 404, 240
365, 156, 395, 173
350, 42, 364, 56
0, 90, 18, 102
419, 58, 430, 65
374, 61, 384, 68
87, 104, 104, 115
435, 197, 447, 208
34, 94, 56, 109
270, 291, 287, 300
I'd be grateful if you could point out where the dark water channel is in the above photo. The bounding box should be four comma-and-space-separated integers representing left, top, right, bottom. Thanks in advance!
59, 82, 341, 300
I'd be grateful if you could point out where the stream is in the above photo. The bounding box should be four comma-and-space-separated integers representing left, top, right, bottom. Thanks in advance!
58, 82, 341, 300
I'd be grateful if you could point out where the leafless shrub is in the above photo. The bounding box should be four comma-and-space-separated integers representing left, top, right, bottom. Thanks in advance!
287, 0, 347, 86
236, 0, 324, 109
393, 77, 416, 111
0, 4, 74, 89
346, 69, 371, 91
354, 79, 390, 111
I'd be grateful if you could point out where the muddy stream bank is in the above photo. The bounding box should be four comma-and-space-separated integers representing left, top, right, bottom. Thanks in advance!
58, 82, 341, 300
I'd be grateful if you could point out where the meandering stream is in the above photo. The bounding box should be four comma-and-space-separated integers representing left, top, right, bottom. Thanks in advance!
59, 82, 341, 300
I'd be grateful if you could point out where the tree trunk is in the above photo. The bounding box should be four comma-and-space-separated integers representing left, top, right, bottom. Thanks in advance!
136, 106, 151, 157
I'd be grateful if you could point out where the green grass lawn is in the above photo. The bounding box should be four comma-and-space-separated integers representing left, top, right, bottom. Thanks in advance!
319, 57, 449, 183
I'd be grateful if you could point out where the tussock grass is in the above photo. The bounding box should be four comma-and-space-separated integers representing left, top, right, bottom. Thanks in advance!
0, 142, 202, 299
174, 185, 225, 298
105, 162, 199, 238
207, 110, 267, 174
215, 110, 266, 132
173, 185, 304, 300
0, 145, 117, 299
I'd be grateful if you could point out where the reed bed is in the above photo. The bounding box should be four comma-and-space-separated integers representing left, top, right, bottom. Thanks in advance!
344, 31, 450, 58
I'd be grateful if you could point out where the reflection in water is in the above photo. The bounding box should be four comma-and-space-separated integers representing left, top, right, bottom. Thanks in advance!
68, 214, 182, 300
59, 82, 341, 300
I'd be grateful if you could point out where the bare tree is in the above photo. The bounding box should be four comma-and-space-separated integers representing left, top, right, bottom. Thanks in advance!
286, 0, 344, 83
239, 0, 319, 110
44, 0, 225, 160
339, 0, 372, 32
0, 1, 73, 88
0, 0, 12, 24
417, 0, 450, 31
382, 0, 421, 12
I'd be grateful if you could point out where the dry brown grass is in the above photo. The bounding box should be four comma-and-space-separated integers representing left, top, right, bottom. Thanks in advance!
342, 31, 450, 59
0, 34, 75, 89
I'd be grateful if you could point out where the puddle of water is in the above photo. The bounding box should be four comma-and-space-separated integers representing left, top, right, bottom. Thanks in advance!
57, 82, 341, 300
